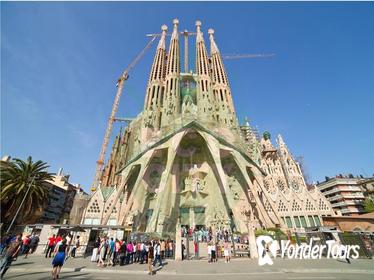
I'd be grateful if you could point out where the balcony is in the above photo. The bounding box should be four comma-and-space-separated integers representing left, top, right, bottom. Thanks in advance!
317, 179, 359, 191
327, 194, 342, 201
344, 200, 364, 206
323, 188, 341, 196
341, 193, 365, 199
338, 186, 362, 192
331, 201, 347, 208
340, 208, 363, 214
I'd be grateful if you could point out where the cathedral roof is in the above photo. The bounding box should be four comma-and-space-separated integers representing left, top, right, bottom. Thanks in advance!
100, 186, 115, 201
115, 120, 265, 176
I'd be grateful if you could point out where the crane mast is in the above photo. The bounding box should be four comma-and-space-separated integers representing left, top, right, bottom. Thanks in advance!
91, 35, 157, 192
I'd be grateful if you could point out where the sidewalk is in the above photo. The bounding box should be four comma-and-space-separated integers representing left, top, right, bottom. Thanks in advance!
8, 255, 374, 276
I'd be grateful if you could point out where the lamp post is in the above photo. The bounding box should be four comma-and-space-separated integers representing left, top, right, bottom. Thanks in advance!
6, 176, 36, 234
242, 209, 258, 259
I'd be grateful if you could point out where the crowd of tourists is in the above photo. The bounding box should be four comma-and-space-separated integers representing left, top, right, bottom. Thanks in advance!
90, 237, 174, 275
0, 233, 41, 277
0, 230, 237, 279
182, 225, 235, 243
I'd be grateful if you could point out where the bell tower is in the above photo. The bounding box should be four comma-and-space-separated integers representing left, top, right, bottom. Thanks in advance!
144, 24, 168, 129
208, 28, 238, 127
195, 20, 215, 122
161, 19, 181, 127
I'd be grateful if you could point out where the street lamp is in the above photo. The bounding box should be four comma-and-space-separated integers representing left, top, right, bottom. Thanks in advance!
6, 176, 36, 234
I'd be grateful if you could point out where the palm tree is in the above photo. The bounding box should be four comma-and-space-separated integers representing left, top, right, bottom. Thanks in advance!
0, 156, 54, 226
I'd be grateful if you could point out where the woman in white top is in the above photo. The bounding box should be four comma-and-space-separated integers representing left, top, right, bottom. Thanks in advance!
224, 242, 230, 263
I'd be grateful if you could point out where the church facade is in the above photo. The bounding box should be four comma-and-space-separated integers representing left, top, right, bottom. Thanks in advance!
82, 19, 334, 237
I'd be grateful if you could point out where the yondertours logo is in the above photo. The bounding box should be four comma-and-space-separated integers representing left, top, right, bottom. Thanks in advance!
256, 235, 360, 266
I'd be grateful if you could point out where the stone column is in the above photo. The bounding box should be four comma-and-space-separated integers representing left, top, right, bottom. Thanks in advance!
244, 211, 258, 259
175, 218, 182, 260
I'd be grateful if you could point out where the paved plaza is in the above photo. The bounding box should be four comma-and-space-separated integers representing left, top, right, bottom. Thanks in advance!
3, 255, 374, 280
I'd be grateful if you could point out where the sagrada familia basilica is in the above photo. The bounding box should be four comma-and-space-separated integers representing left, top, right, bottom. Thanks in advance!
82, 19, 334, 237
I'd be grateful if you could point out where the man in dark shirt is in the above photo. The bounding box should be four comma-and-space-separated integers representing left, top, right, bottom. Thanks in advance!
0, 234, 22, 277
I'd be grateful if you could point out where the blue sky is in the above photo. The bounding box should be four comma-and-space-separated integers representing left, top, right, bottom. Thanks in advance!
2, 2, 374, 190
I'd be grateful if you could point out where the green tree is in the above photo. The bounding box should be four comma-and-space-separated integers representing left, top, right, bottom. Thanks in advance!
0, 156, 54, 226
363, 195, 374, 213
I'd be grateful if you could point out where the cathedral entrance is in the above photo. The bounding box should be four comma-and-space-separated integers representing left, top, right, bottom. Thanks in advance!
180, 207, 206, 234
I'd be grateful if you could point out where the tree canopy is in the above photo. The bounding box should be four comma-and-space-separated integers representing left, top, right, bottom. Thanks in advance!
0, 156, 54, 226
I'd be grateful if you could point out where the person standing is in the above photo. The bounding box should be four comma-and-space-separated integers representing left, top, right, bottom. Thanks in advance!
97, 238, 106, 267
70, 236, 80, 258
147, 241, 154, 275
153, 240, 163, 267
119, 240, 127, 266
181, 240, 186, 260
51, 239, 68, 280
211, 243, 217, 262
91, 237, 100, 262
21, 235, 31, 257
126, 241, 133, 264
160, 239, 166, 259
106, 238, 115, 266
65, 234, 72, 260
0, 234, 22, 278
139, 242, 146, 264
169, 240, 174, 258
132, 241, 137, 263
207, 243, 212, 263
194, 240, 199, 260
224, 242, 231, 263
113, 239, 120, 266
45, 234, 56, 258
28, 234, 40, 255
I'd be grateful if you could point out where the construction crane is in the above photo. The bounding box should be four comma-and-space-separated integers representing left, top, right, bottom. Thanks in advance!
146, 32, 274, 71
91, 35, 158, 193
222, 53, 275, 60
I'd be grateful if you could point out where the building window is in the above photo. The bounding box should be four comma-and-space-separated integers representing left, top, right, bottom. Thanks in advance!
180, 207, 190, 226
107, 219, 116, 226
84, 218, 92, 225
92, 218, 100, 225
313, 215, 321, 226
294, 216, 301, 228
299, 216, 307, 228
308, 215, 315, 227
285, 216, 293, 228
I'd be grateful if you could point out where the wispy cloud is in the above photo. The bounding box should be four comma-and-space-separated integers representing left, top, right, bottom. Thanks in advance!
68, 124, 97, 149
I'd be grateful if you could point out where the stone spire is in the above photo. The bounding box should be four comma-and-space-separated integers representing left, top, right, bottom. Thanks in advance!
162, 18, 181, 127
143, 24, 168, 129
208, 29, 238, 127
195, 20, 214, 121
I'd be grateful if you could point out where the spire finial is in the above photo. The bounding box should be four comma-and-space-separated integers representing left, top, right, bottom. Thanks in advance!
208, 28, 219, 54
157, 24, 168, 49
171, 18, 179, 40
196, 20, 204, 43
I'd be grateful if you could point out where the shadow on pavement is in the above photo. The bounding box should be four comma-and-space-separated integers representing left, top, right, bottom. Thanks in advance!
73, 266, 87, 272
11, 262, 34, 266
5, 271, 46, 279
